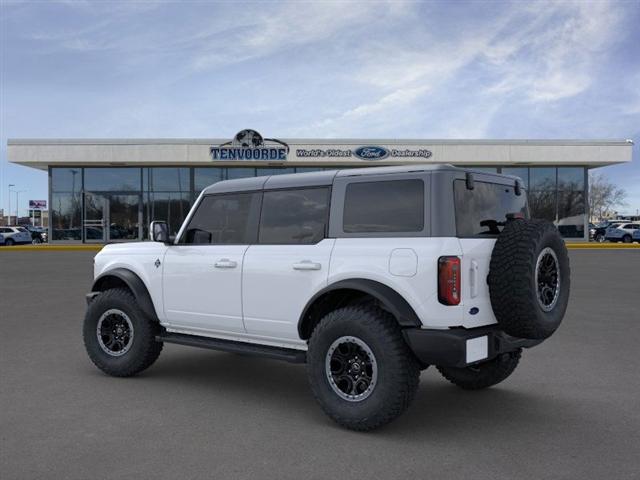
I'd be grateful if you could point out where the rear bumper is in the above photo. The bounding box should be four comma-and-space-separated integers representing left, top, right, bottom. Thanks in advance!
403, 325, 542, 369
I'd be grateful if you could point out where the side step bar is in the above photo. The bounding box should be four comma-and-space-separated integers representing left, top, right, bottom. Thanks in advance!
156, 332, 307, 364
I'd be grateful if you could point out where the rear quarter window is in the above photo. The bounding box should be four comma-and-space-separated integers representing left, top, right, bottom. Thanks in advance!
454, 180, 529, 237
343, 179, 424, 233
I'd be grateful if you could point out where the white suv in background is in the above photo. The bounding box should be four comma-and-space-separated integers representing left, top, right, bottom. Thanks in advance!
0, 226, 32, 246
605, 223, 640, 243
83, 165, 571, 430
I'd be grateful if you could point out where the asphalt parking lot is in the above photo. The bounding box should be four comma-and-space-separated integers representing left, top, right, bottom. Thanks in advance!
1, 250, 639, 479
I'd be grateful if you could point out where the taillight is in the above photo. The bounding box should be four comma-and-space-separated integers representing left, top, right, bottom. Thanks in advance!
438, 256, 461, 305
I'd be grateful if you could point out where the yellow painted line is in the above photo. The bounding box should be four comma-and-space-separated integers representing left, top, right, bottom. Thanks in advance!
566, 243, 640, 249
0, 244, 103, 251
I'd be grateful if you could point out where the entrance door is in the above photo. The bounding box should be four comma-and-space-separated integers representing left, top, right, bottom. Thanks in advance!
84, 193, 106, 242
84, 193, 142, 242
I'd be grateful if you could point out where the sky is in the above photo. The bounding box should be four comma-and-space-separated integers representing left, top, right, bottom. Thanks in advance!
1, 0, 639, 217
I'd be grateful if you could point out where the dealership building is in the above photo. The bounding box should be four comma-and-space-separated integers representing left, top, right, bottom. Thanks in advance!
7, 132, 633, 243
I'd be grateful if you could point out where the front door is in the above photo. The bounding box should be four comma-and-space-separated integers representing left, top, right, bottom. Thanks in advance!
84, 193, 142, 242
162, 192, 261, 335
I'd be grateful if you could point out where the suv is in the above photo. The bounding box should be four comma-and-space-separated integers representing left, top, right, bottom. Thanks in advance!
83, 165, 570, 430
0, 226, 32, 246
21, 225, 48, 244
605, 223, 640, 243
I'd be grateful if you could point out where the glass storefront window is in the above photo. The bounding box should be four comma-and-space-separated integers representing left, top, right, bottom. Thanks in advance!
557, 190, 585, 238
501, 168, 529, 189
529, 167, 556, 190
51, 192, 82, 240
194, 168, 224, 193
557, 167, 584, 191
51, 168, 82, 193
144, 192, 191, 238
226, 168, 256, 180
145, 168, 190, 192
528, 190, 557, 222
256, 167, 295, 176
85, 168, 141, 191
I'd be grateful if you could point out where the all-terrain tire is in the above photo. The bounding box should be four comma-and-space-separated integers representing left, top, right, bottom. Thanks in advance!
83, 288, 163, 377
307, 305, 420, 431
437, 349, 522, 390
488, 219, 570, 340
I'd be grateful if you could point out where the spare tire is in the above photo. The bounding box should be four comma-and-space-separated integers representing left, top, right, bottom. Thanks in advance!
488, 219, 570, 340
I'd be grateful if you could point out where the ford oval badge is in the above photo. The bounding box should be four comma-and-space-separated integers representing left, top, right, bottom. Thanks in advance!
354, 146, 389, 160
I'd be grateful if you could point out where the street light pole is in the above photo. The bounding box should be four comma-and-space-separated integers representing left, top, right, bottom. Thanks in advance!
8, 184, 15, 225
15, 190, 26, 225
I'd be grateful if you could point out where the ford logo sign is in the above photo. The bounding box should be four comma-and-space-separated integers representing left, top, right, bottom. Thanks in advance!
354, 146, 389, 160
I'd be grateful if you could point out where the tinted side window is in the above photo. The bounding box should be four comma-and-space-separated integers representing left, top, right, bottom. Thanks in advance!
454, 180, 529, 237
182, 193, 260, 244
343, 180, 424, 233
259, 188, 330, 244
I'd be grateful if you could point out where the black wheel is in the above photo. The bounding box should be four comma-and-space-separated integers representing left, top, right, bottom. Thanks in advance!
83, 288, 163, 377
488, 219, 570, 340
437, 350, 521, 390
307, 305, 420, 431
622, 235, 632, 243
32, 237, 42, 244
5, 238, 14, 246
595, 233, 605, 243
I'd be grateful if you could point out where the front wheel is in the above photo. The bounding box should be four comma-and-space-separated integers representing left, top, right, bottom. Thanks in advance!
5, 238, 14, 246
622, 235, 632, 243
32, 237, 42, 244
83, 288, 163, 377
307, 305, 420, 431
437, 350, 522, 390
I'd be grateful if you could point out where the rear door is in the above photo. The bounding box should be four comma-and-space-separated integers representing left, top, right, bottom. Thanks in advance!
242, 187, 333, 342
455, 179, 529, 327
162, 192, 261, 334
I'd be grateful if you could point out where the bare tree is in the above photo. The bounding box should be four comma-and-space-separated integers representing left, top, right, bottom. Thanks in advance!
588, 172, 627, 221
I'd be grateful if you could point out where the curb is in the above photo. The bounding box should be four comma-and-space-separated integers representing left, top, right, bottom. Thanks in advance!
0, 245, 103, 251
566, 243, 640, 249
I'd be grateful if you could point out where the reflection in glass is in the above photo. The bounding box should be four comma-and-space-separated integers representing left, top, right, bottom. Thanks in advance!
557, 191, 585, 238
529, 168, 556, 190
194, 168, 224, 193
256, 167, 295, 176
109, 195, 140, 240
528, 190, 557, 222
144, 192, 191, 238
52, 193, 82, 240
85, 168, 141, 191
226, 168, 256, 180
557, 167, 584, 191
51, 168, 82, 193
146, 168, 189, 192
84, 193, 105, 241
501, 168, 529, 189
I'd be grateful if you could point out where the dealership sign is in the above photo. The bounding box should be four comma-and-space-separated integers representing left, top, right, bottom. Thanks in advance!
296, 146, 433, 160
29, 200, 47, 209
211, 129, 289, 160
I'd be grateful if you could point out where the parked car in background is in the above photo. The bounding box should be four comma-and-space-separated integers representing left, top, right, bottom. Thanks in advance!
0, 226, 32, 246
21, 225, 48, 244
605, 223, 640, 243
591, 221, 625, 242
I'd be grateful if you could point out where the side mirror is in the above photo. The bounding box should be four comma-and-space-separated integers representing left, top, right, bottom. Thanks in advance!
150, 221, 170, 243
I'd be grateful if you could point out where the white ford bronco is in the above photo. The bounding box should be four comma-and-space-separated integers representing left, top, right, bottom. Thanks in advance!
84, 164, 570, 430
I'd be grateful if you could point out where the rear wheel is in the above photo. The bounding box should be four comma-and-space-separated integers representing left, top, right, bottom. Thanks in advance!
622, 235, 632, 243
83, 288, 163, 377
307, 305, 420, 431
437, 350, 521, 390
5, 238, 14, 246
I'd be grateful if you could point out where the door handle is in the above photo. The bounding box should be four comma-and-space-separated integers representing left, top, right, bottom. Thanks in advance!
293, 261, 321, 271
214, 259, 237, 269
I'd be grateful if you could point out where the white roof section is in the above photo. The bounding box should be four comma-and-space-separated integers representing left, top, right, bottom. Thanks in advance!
7, 138, 633, 171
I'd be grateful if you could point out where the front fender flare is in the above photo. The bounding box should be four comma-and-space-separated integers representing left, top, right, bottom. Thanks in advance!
91, 268, 159, 321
